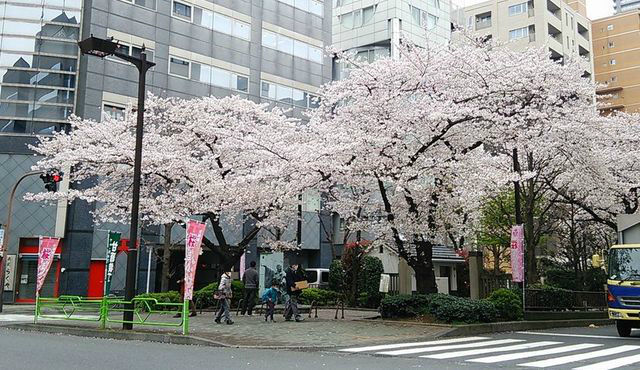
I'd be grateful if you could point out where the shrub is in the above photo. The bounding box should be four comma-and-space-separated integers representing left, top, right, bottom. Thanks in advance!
135, 291, 181, 311
358, 256, 384, 308
300, 288, 340, 306
428, 294, 498, 324
192, 280, 245, 308
486, 288, 523, 321
329, 260, 345, 293
379, 294, 431, 318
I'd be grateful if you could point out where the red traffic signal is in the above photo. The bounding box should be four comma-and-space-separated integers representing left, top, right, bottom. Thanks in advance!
40, 171, 63, 192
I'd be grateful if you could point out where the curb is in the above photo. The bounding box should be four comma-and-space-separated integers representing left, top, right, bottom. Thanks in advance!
1, 323, 341, 350
438, 319, 614, 337
3, 323, 228, 347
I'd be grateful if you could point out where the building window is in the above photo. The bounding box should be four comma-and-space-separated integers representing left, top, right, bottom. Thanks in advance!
607, 24, 614, 31
107, 41, 155, 64
120, 0, 156, 10
262, 30, 323, 64
611, 76, 617, 82
508, 2, 527, 16
609, 41, 615, 48
610, 59, 616, 65
279, 0, 323, 17
260, 80, 319, 108
102, 103, 126, 122
172, 1, 192, 20
169, 56, 190, 78
509, 26, 529, 40
339, 5, 376, 29
189, 7, 251, 40
410, 5, 438, 30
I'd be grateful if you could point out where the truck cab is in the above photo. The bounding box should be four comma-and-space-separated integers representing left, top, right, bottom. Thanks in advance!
598, 244, 640, 337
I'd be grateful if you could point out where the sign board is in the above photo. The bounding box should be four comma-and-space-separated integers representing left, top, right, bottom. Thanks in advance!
379, 273, 390, 293
0, 229, 4, 249
510, 225, 525, 283
104, 231, 121, 295
3, 254, 16, 291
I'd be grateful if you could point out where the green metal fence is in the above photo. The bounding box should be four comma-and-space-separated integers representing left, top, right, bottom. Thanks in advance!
35, 295, 190, 334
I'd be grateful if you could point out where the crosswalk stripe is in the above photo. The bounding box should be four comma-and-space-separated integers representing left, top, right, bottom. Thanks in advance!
574, 353, 640, 370
377, 338, 524, 356
339, 336, 489, 353
518, 345, 640, 368
469, 343, 604, 364
421, 341, 561, 360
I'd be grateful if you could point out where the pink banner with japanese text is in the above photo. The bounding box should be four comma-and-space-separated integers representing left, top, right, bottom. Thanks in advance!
184, 220, 206, 300
510, 225, 524, 283
37, 237, 60, 294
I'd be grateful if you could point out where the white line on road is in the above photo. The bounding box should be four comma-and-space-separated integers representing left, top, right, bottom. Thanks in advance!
515, 331, 624, 340
339, 336, 489, 353
468, 343, 603, 364
518, 345, 640, 368
421, 341, 561, 360
377, 339, 524, 356
574, 353, 640, 370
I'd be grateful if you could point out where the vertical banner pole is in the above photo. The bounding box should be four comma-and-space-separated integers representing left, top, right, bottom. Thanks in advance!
182, 298, 188, 335
34, 292, 39, 324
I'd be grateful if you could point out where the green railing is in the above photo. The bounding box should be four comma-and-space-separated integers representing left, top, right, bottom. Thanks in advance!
35, 295, 190, 334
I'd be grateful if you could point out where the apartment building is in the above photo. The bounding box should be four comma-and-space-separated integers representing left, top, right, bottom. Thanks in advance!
0, 0, 333, 302
615, 0, 640, 13
332, 0, 452, 78
593, 10, 640, 113
459, 0, 593, 77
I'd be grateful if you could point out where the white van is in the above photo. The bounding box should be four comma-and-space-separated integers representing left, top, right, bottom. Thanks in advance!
305, 268, 330, 288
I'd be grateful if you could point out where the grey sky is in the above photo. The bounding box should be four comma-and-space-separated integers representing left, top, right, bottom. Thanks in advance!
450, 0, 615, 20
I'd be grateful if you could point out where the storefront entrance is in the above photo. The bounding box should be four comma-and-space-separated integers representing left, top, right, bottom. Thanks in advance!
15, 237, 61, 303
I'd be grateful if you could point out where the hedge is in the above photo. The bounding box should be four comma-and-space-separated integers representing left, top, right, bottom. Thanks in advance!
380, 293, 499, 324
299, 288, 340, 306
486, 288, 523, 321
135, 291, 181, 311
358, 256, 384, 308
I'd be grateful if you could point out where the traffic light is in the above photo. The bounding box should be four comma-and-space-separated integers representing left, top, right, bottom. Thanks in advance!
40, 172, 63, 192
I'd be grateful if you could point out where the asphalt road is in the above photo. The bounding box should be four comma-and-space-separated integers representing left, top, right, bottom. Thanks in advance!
3, 325, 640, 370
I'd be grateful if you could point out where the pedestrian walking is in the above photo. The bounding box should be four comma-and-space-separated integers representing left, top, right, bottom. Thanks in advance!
241, 261, 259, 316
283, 263, 306, 322
261, 282, 279, 322
214, 270, 234, 325
172, 263, 197, 318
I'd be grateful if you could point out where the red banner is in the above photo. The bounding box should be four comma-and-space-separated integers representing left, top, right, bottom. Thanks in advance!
510, 225, 524, 283
184, 220, 206, 300
37, 237, 60, 294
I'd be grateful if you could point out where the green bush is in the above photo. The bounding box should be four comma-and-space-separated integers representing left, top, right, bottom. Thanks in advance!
379, 294, 431, 318
300, 288, 340, 306
428, 294, 498, 324
192, 280, 245, 308
358, 256, 384, 308
135, 291, 181, 311
486, 288, 523, 321
329, 260, 345, 293
380, 293, 499, 324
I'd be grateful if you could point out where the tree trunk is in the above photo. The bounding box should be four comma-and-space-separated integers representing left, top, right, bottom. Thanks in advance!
160, 223, 173, 292
412, 240, 438, 294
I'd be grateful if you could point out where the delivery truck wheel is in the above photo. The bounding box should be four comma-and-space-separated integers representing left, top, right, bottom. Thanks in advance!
617, 320, 632, 337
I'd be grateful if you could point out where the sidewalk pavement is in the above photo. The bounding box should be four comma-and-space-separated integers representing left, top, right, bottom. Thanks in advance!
1, 307, 450, 348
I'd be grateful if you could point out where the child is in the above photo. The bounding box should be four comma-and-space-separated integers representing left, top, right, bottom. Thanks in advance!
261, 282, 279, 322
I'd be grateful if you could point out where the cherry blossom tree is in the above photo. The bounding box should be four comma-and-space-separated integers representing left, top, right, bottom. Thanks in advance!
29, 94, 314, 270
308, 34, 640, 293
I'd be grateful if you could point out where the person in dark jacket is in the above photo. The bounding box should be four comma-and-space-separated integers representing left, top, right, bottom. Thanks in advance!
283, 264, 305, 322
241, 261, 259, 316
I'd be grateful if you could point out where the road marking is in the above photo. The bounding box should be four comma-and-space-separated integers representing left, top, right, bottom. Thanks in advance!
377, 339, 524, 356
574, 353, 640, 370
519, 345, 640, 368
339, 336, 489, 353
515, 331, 624, 340
469, 343, 604, 364
421, 341, 561, 360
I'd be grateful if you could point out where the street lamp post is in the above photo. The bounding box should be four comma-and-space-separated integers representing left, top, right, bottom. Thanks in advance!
78, 36, 155, 330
